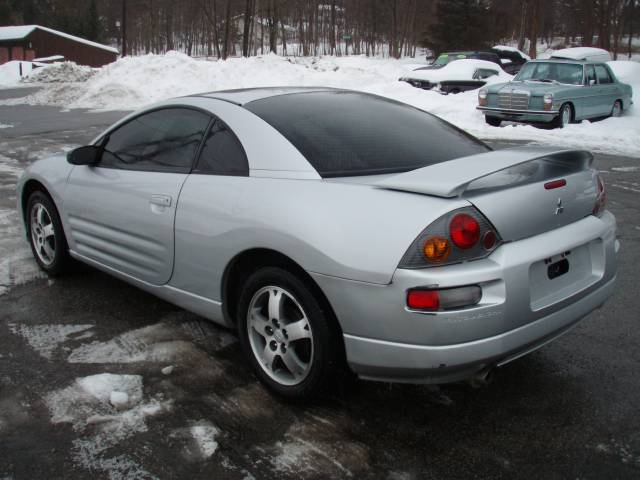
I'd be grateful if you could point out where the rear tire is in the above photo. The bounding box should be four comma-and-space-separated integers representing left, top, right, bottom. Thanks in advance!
485, 116, 501, 127
237, 267, 340, 400
26, 191, 70, 276
611, 100, 622, 118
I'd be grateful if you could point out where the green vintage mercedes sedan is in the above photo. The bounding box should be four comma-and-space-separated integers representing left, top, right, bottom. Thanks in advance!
477, 58, 633, 128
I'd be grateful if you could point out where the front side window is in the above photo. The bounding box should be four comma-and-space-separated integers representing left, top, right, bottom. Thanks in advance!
245, 91, 489, 177
194, 121, 249, 176
594, 65, 612, 84
516, 62, 584, 85
100, 108, 211, 173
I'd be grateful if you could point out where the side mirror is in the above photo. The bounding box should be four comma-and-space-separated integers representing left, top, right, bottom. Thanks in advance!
67, 145, 101, 166
589, 79, 596, 86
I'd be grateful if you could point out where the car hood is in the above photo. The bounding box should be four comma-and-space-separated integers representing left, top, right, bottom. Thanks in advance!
487, 80, 581, 95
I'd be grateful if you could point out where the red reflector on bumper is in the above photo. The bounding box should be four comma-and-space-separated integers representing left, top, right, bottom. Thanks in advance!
544, 179, 566, 190
407, 290, 440, 311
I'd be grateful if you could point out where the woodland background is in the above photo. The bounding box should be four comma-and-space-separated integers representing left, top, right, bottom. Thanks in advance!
1, 0, 638, 59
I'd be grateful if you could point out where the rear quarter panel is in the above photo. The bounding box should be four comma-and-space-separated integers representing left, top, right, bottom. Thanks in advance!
170, 175, 469, 301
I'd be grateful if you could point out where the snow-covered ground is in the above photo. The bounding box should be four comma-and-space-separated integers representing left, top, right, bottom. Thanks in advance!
2, 52, 638, 157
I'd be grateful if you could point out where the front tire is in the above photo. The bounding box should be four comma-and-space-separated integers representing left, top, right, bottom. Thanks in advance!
553, 103, 572, 128
26, 191, 70, 275
485, 116, 501, 127
237, 267, 340, 400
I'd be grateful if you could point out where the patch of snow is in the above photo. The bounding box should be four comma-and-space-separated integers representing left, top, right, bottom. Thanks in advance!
190, 423, 220, 458
6, 53, 638, 156
0, 123, 12, 129
109, 391, 131, 410
405, 59, 511, 82
492, 45, 531, 60
67, 319, 236, 364
551, 47, 612, 61
24, 62, 95, 83
0, 61, 35, 86
8, 323, 93, 359
161, 365, 174, 375
45, 373, 170, 478
611, 166, 639, 172
271, 437, 353, 477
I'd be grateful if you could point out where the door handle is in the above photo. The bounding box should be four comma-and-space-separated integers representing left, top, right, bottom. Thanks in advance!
150, 194, 172, 207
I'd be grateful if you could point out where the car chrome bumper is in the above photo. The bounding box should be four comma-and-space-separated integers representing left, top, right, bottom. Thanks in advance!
312, 212, 618, 384
477, 106, 558, 115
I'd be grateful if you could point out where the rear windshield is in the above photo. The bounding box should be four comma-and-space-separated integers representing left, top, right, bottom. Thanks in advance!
245, 91, 489, 177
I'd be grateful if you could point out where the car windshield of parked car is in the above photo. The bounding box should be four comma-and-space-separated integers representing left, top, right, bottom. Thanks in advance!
433, 53, 467, 66
515, 62, 584, 85
245, 91, 490, 177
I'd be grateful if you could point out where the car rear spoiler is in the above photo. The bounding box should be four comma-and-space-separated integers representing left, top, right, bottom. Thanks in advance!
376, 147, 594, 198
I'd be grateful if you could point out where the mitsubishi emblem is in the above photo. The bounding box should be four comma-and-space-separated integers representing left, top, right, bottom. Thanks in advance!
555, 198, 564, 215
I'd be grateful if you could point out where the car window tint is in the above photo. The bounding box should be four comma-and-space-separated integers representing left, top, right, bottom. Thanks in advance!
100, 108, 211, 173
476, 69, 498, 79
194, 120, 249, 176
585, 65, 597, 85
594, 65, 612, 84
245, 91, 490, 178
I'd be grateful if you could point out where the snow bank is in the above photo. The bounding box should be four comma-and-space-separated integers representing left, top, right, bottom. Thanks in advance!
5, 52, 640, 157
24, 61, 95, 83
0, 60, 34, 86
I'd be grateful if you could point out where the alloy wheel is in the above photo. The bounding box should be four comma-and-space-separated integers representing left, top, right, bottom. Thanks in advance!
247, 285, 314, 386
30, 202, 57, 266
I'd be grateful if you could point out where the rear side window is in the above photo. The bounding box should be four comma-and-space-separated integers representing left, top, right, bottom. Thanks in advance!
245, 92, 489, 177
194, 121, 249, 176
594, 65, 612, 84
100, 108, 211, 173
475, 69, 498, 80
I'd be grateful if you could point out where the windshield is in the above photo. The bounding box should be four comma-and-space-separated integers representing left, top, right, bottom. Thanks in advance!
433, 53, 467, 66
245, 91, 489, 177
515, 62, 584, 85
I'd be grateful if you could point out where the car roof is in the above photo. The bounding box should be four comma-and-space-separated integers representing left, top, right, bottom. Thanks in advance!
190, 86, 344, 105
529, 58, 590, 64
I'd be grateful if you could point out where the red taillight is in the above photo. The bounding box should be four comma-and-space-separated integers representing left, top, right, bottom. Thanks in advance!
407, 290, 439, 311
407, 286, 482, 311
544, 179, 566, 190
449, 214, 480, 249
482, 230, 497, 250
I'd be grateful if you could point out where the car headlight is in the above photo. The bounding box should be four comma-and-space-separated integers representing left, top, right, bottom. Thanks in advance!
543, 93, 554, 110
478, 88, 488, 106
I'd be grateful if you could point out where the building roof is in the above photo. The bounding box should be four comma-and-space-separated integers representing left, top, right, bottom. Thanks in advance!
194, 87, 342, 105
0, 25, 118, 54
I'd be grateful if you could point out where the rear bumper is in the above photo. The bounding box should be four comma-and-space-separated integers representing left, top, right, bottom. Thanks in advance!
343, 275, 614, 383
477, 106, 558, 123
312, 212, 618, 384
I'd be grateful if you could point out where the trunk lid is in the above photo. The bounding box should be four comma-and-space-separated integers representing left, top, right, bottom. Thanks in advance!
376, 147, 599, 241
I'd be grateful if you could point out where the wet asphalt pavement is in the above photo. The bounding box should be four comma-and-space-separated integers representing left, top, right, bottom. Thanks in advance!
0, 88, 639, 479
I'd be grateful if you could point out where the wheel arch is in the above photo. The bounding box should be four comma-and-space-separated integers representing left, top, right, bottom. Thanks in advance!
221, 248, 343, 338
21, 179, 51, 224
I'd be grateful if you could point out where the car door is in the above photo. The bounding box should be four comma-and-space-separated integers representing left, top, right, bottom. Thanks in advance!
171, 119, 251, 301
582, 64, 600, 118
64, 107, 212, 285
593, 64, 617, 116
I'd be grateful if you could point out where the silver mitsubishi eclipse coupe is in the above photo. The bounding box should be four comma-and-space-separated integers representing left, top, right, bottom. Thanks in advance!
17, 87, 618, 399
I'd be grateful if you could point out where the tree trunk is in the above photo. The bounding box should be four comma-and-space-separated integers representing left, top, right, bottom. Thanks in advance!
242, 0, 253, 57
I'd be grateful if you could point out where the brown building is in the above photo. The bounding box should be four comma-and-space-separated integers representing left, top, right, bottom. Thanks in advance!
0, 25, 118, 67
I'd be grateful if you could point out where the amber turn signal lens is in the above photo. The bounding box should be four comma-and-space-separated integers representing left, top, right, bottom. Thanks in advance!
423, 236, 452, 263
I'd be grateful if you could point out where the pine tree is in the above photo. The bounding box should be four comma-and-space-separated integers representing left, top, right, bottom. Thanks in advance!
424, 0, 492, 55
